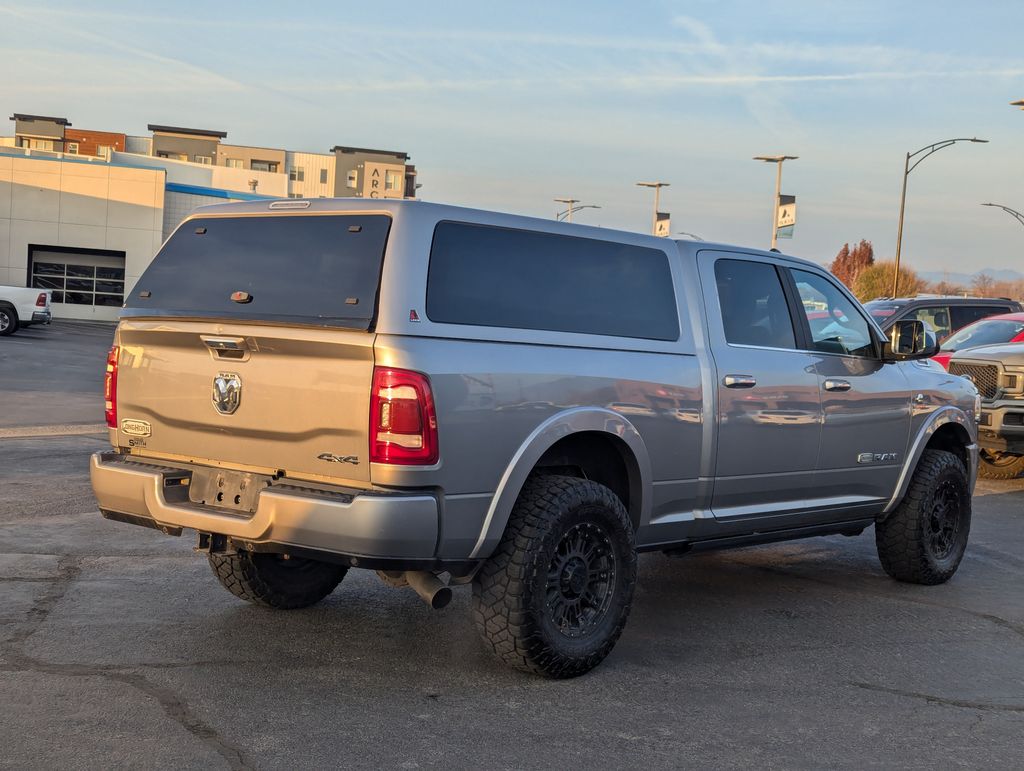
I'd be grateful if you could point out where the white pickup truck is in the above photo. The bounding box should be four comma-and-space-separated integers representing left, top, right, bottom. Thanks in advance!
0, 286, 51, 336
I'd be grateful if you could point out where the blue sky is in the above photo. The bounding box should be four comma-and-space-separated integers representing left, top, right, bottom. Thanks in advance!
2, 0, 1024, 274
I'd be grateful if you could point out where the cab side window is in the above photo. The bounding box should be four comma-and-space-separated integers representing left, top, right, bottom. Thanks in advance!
791, 269, 874, 357
950, 305, 1009, 331
906, 305, 951, 340
714, 259, 796, 349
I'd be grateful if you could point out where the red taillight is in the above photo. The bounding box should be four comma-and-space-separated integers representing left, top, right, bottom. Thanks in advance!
35, 293, 47, 307
369, 367, 438, 465
104, 345, 119, 428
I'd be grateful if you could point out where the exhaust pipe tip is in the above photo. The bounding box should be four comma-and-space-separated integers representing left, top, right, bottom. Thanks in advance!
405, 571, 452, 610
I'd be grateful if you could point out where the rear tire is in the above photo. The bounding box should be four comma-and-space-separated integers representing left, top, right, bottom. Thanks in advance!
0, 304, 18, 336
472, 475, 637, 678
977, 450, 1024, 480
875, 449, 971, 585
209, 551, 347, 609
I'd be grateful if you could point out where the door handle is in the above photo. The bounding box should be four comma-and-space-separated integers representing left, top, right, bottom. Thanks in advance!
723, 374, 757, 389
823, 379, 852, 392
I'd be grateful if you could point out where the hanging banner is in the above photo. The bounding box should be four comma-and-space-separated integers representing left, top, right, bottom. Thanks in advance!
776, 194, 796, 239
655, 211, 671, 237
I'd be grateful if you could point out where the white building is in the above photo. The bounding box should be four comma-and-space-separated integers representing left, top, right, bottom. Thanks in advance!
0, 148, 271, 321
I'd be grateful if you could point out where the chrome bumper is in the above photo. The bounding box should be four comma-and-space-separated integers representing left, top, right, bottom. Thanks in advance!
90, 452, 439, 560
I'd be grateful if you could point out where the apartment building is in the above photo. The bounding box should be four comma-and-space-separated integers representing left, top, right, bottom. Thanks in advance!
2, 112, 420, 320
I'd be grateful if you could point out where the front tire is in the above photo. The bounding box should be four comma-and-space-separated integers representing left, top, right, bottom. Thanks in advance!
977, 449, 1024, 480
875, 449, 971, 585
209, 551, 347, 609
472, 475, 637, 678
0, 304, 18, 336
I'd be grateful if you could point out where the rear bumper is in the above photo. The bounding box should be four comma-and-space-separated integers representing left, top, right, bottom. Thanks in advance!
30, 310, 51, 324
90, 452, 455, 568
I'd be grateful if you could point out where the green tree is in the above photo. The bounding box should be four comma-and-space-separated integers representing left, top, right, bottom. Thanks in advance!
852, 260, 923, 302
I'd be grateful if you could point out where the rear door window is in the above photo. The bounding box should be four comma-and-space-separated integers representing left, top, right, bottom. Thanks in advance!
714, 259, 796, 349
124, 214, 391, 328
950, 305, 1011, 330
426, 221, 679, 341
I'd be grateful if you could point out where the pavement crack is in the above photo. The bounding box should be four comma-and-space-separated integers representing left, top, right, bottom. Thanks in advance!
746, 562, 1024, 642
0, 555, 254, 771
850, 681, 1024, 713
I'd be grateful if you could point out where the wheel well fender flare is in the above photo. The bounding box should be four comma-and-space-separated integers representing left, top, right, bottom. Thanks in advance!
883, 405, 977, 516
468, 407, 653, 559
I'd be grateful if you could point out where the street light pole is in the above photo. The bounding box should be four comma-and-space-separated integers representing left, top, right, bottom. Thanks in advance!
555, 202, 601, 222
981, 202, 1024, 229
753, 155, 797, 249
636, 181, 669, 235
553, 197, 580, 223
892, 137, 988, 297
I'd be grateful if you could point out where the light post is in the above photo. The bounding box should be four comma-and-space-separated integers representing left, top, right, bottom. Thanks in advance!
892, 137, 988, 297
753, 155, 798, 249
554, 199, 600, 222
636, 181, 669, 235
981, 202, 1024, 229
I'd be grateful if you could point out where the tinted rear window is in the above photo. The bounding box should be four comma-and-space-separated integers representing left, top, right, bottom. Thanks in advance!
426, 222, 679, 341
123, 214, 391, 328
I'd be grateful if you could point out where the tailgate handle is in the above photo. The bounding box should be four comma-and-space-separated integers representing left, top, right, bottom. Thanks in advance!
202, 337, 251, 360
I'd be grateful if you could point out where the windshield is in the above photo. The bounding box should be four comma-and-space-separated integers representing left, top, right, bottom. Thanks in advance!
940, 318, 1024, 352
123, 213, 391, 328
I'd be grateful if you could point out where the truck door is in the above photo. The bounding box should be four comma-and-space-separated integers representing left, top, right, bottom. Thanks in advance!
785, 267, 912, 505
698, 252, 823, 520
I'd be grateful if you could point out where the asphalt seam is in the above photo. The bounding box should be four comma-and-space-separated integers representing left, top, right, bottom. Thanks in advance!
0, 424, 107, 438
0, 555, 255, 770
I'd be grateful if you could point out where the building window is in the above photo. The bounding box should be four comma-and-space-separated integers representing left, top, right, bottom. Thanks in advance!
289, 166, 305, 182
287, 193, 303, 199
30, 260, 126, 307
251, 160, 278, 173
320, 168, 329, 184
194, 155, 212, 165
225, 158, 243, 168
22, 138, 55, 151
96, 146, 113, 159
346, 169, 358, 188
385, 169, 403, 192
157, 151, 188, 161
66, 143, 79, 155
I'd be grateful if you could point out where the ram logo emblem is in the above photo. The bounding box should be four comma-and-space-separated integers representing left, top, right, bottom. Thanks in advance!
212, 373, 242, 415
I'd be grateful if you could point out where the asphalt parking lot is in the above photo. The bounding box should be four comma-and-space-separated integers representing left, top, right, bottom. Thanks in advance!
1, 322, 1022, 769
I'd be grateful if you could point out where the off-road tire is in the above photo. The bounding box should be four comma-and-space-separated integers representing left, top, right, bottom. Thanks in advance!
472, 475, 637, 678
977, 450, 1024, 480
0, 304, 18, 336
208, 551, 347, 609
875, 449, 971, 585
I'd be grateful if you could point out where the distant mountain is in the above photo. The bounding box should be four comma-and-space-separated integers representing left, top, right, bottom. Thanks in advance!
918, 268, 1024, 285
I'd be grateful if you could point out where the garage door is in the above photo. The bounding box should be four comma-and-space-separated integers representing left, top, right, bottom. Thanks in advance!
29, 248, 126, 320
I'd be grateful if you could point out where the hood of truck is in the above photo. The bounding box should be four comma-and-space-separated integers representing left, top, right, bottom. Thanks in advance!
949, 342, 1024, 364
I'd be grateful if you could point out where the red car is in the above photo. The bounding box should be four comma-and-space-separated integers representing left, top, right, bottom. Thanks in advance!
932, 312, 1024, 369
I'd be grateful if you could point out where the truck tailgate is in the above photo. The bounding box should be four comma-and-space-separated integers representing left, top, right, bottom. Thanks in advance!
115, 319, 374, 486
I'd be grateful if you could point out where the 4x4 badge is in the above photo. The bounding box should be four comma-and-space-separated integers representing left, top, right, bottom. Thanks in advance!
212, 372, 242, 415
317, 453, 360, 465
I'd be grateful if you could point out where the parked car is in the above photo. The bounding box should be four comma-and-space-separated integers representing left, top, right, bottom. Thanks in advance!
91, 199, 979, 678
932, 313, 1024, 369
0, 286, 51, 336
863, 296, 1021, 343
949, 344, 1024, 478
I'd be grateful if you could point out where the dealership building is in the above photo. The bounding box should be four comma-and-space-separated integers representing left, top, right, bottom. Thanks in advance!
1, 113, 418, 321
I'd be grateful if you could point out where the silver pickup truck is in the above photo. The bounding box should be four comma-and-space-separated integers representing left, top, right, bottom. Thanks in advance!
91, 199, 979, 678
949, 344, 1024, 478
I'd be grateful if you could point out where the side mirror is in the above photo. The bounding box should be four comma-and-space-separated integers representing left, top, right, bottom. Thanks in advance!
883, 319, 938, 361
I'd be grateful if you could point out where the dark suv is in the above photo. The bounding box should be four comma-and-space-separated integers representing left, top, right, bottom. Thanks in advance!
863, 296, 1022, 341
